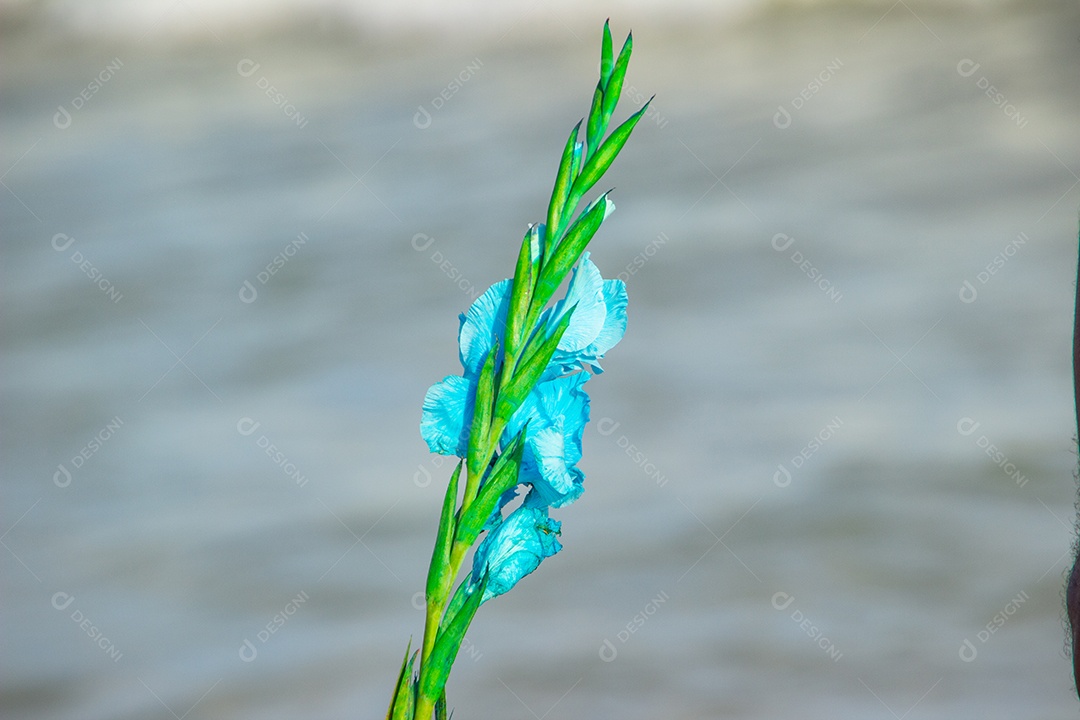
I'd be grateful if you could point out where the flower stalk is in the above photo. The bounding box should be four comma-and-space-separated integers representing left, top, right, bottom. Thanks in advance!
388, 20, 649, 719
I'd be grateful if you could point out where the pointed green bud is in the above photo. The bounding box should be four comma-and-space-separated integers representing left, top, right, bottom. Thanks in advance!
600, 19, 614, 88
602, 31, 633, 124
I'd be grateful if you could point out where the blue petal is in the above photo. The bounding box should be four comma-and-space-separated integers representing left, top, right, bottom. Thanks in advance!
471, 505, 562, 602
420, 375, 473, 456
459, 280, 512, 375
500, 373, 590, 508
549, 253, 606, 354
578, 278, 628, 373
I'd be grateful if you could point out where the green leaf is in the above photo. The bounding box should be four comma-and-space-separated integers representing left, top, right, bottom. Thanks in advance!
601, 31, 633, 125
386, 641, 416, 720
585, 82, 605, 164
600, 19, 614, 88
545, 121, 582, 248
435, 693, 448, 720
503, 228, 537, 363
533, 192, 612, 312
466, 346, 498, 482
494, 308, 574, 425
437, 573, 472, 636
420, 576, 487, 703
425, 462, 461, 603
570, 99, 650, 204
455, 433, 525, 548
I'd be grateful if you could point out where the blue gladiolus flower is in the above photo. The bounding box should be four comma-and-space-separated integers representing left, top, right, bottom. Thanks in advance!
502, 372, 591, 509
471, 504, 562, 602
420, 256, 627, 461
544, 252, 628, 375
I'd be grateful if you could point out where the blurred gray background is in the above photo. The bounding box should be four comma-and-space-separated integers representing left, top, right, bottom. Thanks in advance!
3, 0, 1079, 718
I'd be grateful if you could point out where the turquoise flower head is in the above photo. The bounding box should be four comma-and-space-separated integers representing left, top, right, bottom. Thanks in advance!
420, 254, 626, 491
471, 505, 562, 602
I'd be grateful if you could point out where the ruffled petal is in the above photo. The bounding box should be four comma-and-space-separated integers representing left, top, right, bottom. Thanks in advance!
471, 505, 562, 602
420, 375, 473, 456
549, 253, 606, 353
584, 278, 628, 372
459, 279, 512, 375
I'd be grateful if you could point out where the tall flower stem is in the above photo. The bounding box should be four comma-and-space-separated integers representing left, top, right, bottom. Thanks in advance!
387, 20, 649, 720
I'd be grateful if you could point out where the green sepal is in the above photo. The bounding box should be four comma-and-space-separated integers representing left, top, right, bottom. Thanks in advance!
435, 693, 449, 720
454, 433, 526, 548
585, 82, 605, 163
386, 640, 416, 720
466, 346, 498, 482
420, 575, 488, 703
504, 229, 537, 363
494, 308, 574, 425
545, 121, 582, 249
533, 192, 611, 312
438, 573, 472, 636
570, 99, 650, 206
601, 31, 633, 125
425, 462, 461, 603
600, 19, 614, 88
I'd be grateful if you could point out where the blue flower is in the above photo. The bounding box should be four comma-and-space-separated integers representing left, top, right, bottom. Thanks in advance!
544, 252, 628, 375
419, 256, 627, 520
502, 372, 590, 509
471, 504, 562, 602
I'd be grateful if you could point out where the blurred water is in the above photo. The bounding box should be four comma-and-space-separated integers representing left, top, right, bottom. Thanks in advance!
2, 2, 1080, 718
